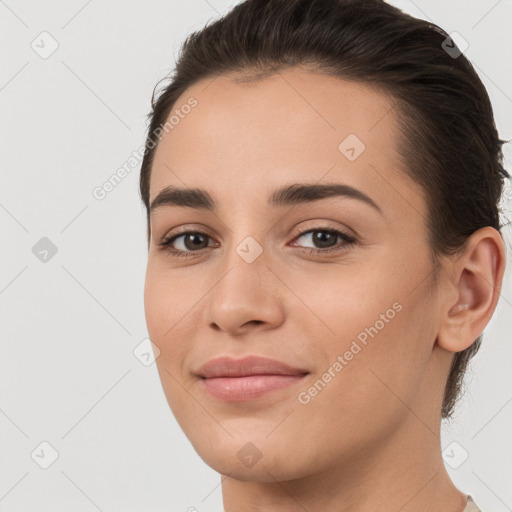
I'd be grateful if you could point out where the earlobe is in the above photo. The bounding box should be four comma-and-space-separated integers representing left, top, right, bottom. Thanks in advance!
436, 227, 506, 354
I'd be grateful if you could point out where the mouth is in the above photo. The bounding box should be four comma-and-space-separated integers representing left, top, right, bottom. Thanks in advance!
195, 354, 309, 402
199, 373, 309, 402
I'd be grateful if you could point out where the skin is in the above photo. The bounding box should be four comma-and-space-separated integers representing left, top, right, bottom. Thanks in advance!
143, 66, 505, 512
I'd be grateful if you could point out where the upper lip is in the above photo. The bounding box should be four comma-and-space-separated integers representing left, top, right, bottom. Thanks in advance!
196, 355, 309, 378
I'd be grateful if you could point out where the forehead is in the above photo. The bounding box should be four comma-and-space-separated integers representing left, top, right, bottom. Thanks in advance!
149, 66, 422, 216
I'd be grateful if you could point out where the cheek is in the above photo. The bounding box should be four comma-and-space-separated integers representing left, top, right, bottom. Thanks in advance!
288, 258, 402, 351
144, 267, 200, 425
143, 264, 202, 392
289, 302, 431, 466
144, 261, 199, 340
291, 255, 432, 406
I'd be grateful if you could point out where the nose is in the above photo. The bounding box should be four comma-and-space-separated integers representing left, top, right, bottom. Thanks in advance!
205, 243, 285, 336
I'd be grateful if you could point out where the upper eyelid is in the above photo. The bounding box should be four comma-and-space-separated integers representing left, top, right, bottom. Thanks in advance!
162, 224, 350, 237
160, 218, 357, 239
160, 225, 356, 248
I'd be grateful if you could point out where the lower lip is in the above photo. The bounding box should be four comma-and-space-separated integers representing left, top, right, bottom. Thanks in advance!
200, 374, 307, 401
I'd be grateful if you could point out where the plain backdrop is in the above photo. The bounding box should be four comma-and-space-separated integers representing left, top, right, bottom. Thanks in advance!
1, 1, 511, 511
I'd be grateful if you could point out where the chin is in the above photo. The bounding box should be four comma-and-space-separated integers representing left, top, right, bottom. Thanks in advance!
187, 431, 303, 481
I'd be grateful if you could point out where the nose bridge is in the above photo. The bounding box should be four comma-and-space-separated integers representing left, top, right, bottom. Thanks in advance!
218, 206, 269, 272
217, 231, 269, 296
204, 227, 285, 333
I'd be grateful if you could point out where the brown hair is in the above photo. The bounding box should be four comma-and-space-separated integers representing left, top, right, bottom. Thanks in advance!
139, 0, 509, 419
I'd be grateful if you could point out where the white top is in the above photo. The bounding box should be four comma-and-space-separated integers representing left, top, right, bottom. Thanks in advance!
464, 495, 483, 512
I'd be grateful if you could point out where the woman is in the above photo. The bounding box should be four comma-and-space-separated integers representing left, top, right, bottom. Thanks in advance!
139, 1, 509, 510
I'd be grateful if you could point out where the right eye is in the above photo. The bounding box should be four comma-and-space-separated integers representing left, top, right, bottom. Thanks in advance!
159, 230, 218, 258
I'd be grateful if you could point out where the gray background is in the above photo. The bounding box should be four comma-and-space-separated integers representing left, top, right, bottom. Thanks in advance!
1, 0, 511, 510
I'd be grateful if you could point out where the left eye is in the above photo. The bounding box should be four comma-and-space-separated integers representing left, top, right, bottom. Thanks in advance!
158, 227, 356, 258
290, 228, 356, 254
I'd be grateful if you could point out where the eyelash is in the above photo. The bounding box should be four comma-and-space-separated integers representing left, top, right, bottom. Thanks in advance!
158, 227, 357, 258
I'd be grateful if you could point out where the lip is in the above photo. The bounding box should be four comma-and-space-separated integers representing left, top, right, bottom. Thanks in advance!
196, 355, 309, 402
196, 355, 308, 378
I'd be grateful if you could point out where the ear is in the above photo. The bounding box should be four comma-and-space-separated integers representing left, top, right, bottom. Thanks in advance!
437, 226, 507, 353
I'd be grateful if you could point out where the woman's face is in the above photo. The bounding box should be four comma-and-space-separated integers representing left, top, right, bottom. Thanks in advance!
144, 67, 452, 481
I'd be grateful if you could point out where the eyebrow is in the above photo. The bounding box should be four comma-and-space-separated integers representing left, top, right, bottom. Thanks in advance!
149, 182, 383, 215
